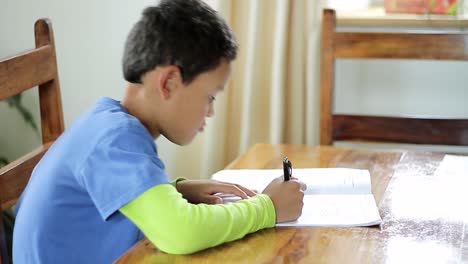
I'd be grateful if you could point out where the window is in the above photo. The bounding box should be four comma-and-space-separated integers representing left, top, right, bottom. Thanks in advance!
323, 0, 468, 27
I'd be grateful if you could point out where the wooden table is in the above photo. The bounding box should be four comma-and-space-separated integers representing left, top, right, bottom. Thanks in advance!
115, 144, 468, 263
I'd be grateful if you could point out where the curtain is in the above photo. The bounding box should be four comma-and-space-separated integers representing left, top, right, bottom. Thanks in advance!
158, 0, 324, 179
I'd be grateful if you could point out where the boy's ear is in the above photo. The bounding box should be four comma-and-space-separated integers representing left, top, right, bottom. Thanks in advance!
158, 65, 182, 100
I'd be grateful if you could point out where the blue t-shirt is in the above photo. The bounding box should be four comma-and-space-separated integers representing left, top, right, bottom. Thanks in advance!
13, 97, 170, 263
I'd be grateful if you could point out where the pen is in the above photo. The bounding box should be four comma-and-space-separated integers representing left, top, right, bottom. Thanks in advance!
283, 156, 292, 181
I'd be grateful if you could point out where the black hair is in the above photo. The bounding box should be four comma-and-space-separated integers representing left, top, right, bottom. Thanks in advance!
122, 0, 238, 84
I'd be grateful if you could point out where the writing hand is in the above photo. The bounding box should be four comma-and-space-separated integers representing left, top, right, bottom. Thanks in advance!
262, 176, 306, 223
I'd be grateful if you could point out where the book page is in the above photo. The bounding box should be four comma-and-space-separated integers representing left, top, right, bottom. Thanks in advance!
294, 169, 371, 195
276, 195, 382, 227
212, 168, 372, 195
212, 168, 382, 227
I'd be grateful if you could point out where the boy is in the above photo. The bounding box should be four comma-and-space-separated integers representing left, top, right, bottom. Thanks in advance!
13, 0, 306, 263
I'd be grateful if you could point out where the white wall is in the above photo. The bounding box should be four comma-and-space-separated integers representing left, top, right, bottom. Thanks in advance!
0, 0, 157, 161
335, 59, 468, 118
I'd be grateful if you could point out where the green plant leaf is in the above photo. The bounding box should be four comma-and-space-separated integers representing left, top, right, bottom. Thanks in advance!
4, 93, 39, 135
0, 156, 9, 167
446, 3, 458, 15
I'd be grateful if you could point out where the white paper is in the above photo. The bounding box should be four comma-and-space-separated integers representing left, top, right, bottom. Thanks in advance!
212, 168, 382, 227
434, 154, 468, 177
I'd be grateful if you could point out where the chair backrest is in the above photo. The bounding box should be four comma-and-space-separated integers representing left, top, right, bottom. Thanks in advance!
319, 9, 468, 146
0, 19, 64, 263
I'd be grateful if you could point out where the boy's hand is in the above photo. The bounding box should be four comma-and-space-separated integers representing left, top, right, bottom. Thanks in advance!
262, 176, 306, 223
175, 179, 257, 204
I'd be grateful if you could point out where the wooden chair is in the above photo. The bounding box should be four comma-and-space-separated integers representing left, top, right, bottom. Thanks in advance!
319, 9, 468, 146
0, 212, 6, 264
0, 19, 64, 264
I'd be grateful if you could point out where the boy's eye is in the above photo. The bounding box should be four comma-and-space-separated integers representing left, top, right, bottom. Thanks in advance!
209, 95, 216, 102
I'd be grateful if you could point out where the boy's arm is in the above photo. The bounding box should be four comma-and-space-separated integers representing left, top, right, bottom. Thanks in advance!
119, 183, 276, 255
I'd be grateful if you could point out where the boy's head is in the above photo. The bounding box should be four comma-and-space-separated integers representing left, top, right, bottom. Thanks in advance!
121, 0, 238, 145
122, 0, 238, 85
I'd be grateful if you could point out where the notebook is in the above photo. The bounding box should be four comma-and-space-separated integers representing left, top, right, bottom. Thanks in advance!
212, 168, 382, 227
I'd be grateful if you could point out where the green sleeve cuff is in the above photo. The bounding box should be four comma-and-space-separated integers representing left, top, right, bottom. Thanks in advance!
119, 184, 276, 254
170, 177, 186, 189
234, 193, 276, 229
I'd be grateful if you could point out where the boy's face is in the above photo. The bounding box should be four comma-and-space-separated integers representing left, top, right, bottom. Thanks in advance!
160, 60, 231, 145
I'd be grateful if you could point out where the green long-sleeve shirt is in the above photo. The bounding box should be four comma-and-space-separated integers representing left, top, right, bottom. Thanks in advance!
119, 183, 276, 254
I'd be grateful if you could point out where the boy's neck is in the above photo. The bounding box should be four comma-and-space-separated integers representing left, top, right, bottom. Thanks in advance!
121, 83, 161, 139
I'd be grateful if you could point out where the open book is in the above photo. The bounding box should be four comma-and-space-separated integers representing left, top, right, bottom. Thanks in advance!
212, 168, 382, 227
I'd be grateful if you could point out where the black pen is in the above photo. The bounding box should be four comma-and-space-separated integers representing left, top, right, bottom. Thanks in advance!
283, 156, 292, 181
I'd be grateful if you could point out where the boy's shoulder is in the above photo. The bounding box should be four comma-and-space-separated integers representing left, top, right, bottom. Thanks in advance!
76, 97, 149, 136
60, 97, 154, 154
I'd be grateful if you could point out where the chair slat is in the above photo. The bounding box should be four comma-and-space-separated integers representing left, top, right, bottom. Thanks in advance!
0, 143, 52, 209
335, 32, 468, 60
0, 46, 56, 100
333, 115, 468, 146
